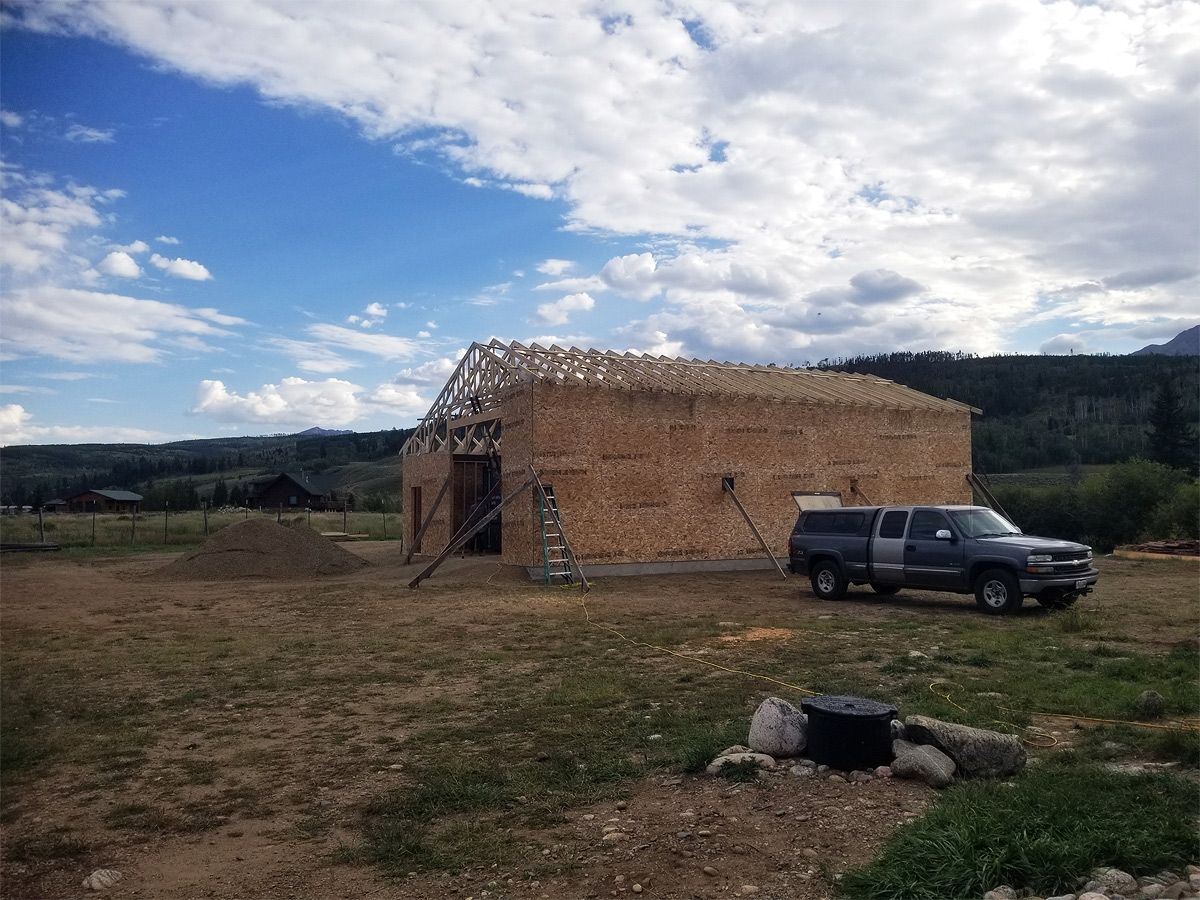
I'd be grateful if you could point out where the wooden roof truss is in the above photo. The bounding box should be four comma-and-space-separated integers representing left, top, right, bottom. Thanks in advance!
401, 339, 977, 458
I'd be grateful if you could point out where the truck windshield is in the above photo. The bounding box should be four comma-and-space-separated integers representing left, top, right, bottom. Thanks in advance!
947, 508, 1021, 538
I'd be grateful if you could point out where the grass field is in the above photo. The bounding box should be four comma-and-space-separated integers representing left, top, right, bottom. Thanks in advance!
0, 508, 401, 548
1, 545, 1196, 899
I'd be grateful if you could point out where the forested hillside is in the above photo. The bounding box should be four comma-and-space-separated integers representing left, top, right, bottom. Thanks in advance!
2, 353, 1196, 511
1, 428, 414, 511
816, 352, 1198, 473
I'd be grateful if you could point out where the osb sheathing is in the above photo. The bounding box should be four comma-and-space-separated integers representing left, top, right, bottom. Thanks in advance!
405, 379, 972, 570
401, 445, 452, 555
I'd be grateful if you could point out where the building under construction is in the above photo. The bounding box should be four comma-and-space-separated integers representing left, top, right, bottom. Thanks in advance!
401, 340, 978, 578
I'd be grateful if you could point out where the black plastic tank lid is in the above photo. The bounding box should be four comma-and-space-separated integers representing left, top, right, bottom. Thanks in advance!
801, 695, 897, 718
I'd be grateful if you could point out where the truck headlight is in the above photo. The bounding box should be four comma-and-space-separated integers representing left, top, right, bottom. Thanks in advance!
1027, 554, 1052, 564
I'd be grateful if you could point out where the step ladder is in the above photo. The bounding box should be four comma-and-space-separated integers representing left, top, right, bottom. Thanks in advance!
538, 483, 574, 584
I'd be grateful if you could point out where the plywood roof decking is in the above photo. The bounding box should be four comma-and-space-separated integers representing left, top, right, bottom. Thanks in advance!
402, 339, 978, 456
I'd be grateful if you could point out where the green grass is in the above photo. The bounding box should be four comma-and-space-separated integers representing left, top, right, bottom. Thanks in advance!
837, 763, 1199, 900
0, 509, 401, 549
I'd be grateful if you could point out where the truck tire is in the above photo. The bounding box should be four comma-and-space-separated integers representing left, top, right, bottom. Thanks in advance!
974, 568, 1022, 615
810, 561, 847, 601
871, 584, 902, 596
1036, 588, 1078, 610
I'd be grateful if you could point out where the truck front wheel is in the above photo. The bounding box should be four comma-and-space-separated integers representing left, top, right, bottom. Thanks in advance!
810, 561, 847, 602
974, 568, 1022, 615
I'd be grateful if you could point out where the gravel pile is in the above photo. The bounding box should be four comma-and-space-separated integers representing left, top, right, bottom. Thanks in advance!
152, 518, 370, 581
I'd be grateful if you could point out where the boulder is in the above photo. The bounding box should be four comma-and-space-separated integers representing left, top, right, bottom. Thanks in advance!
1135, 690, 1166, 719
890, 739, 955, 788
904, 715, 1026, 778
706, 751, 776, 775
748, 697, 808, 757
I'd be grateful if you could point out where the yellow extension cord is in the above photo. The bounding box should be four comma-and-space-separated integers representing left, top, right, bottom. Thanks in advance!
555, 576, 1199, 747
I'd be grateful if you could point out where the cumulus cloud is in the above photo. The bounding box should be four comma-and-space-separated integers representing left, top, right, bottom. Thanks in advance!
191, 374, 432, 426
0, 402, 179, 446
1, 110, 24, 128
149, 252, 212, 280
0, 171, 109, 275
112, 239, 149, 254
156, 235, 180, 244
535, 292, 595, 326
9, 0, 1197, 359
98, 250, 142, 277
536, 259, 575, 276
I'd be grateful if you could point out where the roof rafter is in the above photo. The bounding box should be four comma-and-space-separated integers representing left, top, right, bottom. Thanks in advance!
401, 341, 977, 457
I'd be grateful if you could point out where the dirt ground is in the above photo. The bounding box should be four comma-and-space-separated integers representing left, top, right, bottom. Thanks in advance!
1, 544, 1195, 900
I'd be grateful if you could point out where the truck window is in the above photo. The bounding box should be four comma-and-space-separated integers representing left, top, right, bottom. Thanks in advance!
802, 512, 865, 534
878, 510, 908, 539
909, 510, 950, 540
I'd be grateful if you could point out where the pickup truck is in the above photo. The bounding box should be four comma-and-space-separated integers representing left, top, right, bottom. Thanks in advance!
787, 505, 1099, 615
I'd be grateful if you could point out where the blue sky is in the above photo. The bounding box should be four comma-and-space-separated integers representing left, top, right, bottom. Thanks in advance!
1, 1, 1197, 445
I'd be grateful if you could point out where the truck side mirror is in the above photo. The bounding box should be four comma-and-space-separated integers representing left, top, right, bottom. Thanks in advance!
935, 529, 953, 540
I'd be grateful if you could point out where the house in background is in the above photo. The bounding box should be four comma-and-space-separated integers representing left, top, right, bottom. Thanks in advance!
245, 472, 342, 511
67, 489, 143, 514
401, 340, 980, 577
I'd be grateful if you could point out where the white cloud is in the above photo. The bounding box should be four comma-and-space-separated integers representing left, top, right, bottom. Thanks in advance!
364, 302, 387, 318
156, 235, 180, 244
0, 171, 108, 275
98, 250, 142, 277
149, 252, 212, 280
0, 402, 180, 446
304, 323, 422, 360
1, 286, 244, 363
112, 239, 149, 254
536, 259, 575, 276
396, 357, 459, 385
535, 292, 595, 326
265, 337, 358, 374
0, 110, 24, 128
191, 374, 433, 426
10, 0, 1198, 359
65, 123, 115, 143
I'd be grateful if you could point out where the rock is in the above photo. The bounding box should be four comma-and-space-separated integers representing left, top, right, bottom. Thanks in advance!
983, 887, 1017, 900
1094, 868, 1139, 895
601, 831, 628, 842
1135, 690, 1166, 719
706, 751, 776, 775
890, 719, 907, 741
890, 739, 955, 788
790, 764, 816, 777
873, 765, 892, 777
702, 866, 719, 876
1141, 884, 1166, 899
904, 715, 1026, 777
1079, 893, 1109, 900
748, 697, 808, 757
1045, 894, 1078, 900
82, 869, 123, 891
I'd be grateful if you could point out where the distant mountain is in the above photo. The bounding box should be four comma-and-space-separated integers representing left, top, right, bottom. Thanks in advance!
295, 427, 354, 437
1131, 324, 1200, 356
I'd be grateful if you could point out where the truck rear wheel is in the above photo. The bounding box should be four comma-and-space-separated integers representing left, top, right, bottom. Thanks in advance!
974, 568, 1022, 615
810, 561, 847, 601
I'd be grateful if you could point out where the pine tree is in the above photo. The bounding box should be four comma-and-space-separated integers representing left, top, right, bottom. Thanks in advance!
1146, 377, 1199, 476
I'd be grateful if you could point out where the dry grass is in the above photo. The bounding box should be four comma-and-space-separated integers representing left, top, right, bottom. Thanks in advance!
1, 548, 1196, 898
